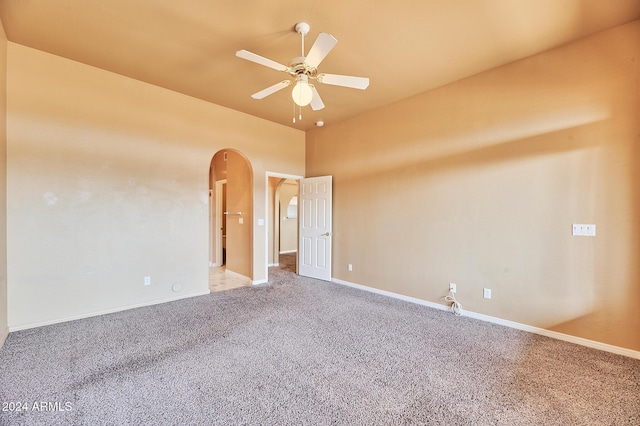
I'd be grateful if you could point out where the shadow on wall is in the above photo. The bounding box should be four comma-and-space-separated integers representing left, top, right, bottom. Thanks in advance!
329, 104, 610, 182
316, 101, 637, 350
548, 133, 640, 350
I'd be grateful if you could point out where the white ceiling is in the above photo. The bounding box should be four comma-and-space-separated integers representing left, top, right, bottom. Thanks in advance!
1, 0, 638, 130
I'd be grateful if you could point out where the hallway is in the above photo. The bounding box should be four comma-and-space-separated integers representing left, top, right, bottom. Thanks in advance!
209, 253, 296, 292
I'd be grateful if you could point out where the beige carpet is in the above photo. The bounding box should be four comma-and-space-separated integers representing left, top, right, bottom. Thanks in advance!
0, 264, 638, 425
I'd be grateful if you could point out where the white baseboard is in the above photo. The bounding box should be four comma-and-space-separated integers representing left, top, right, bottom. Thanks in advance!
8, 290, 211, 332
252, 279, 268, 285
332, 277, 640, 360
332, 278, 449, 313
268, 263, 279, 267
0, 326, 8, 348
279, 250, 297, 254
460, 310, 640, 360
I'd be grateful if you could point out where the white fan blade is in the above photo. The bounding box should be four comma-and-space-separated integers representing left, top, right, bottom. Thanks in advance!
317, 73, 369, 90
251, 80, 291, 99
304, 33, 337, 68
236, 50, 288, 72
310, 85, 325, 111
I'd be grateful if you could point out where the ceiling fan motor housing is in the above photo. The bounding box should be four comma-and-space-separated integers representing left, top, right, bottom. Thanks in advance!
288, 56, 318, 78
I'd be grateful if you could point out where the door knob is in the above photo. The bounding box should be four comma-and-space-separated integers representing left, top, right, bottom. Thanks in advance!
321, 232, 331, 237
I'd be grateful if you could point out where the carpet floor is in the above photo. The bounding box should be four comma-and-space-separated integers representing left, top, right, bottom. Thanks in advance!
0, 262, 638, 425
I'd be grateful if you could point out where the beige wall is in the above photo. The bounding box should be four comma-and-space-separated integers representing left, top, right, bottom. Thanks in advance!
307, 21, 640, 351
225, 150, 253, 278
0, 19, 7, 346
6, 43, 304, 329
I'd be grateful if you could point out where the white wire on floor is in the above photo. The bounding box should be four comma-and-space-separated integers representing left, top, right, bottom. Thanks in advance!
444, 291, 463, 316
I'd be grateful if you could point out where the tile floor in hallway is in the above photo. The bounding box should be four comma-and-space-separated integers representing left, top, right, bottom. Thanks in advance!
209, 266, 251, 292
209, 253, 297, 293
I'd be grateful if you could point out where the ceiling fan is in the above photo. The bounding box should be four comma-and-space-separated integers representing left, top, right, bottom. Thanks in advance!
236, 22, 369, 122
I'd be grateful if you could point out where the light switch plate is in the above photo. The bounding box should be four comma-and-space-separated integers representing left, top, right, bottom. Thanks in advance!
572, 224, 596, 236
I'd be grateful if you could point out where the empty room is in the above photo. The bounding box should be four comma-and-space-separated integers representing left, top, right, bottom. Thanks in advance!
0, 1, 639, 425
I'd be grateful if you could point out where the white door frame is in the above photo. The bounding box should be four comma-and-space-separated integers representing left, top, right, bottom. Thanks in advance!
214, 179, 227, 267
265, 172, 303, 280
209, 188, 213, 266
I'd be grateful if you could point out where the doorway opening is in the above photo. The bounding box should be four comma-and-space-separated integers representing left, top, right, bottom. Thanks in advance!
266, 173, 303, 281
210, 149, 253, 291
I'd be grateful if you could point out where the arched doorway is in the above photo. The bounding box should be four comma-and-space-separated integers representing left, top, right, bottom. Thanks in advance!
209, 149, 253, 290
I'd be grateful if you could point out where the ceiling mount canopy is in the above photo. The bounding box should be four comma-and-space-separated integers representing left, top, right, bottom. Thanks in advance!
235, 21, 370, 122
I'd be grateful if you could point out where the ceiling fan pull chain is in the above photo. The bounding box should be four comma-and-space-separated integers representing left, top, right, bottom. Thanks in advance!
292, 101, 296, 123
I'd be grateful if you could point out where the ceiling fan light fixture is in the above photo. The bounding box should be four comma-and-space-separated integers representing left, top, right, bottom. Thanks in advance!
291, 74, 313, 106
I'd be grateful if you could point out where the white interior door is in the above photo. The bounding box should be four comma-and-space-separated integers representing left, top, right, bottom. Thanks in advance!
298, 176, 332, 281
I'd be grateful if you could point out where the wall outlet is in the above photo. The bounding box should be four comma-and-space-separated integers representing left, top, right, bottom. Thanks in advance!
449, 283, 456, 293
348, 264, 353, 271
144, 276, 151, 286
483, 288, 491, 299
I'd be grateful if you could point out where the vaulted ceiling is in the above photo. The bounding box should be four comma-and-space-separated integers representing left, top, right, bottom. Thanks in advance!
1, 0, 638, 130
